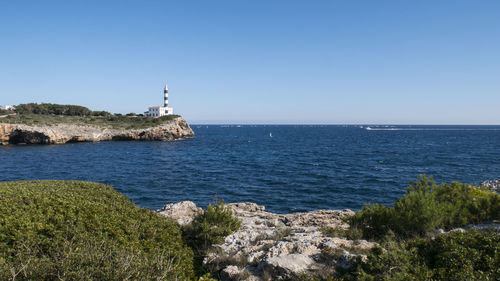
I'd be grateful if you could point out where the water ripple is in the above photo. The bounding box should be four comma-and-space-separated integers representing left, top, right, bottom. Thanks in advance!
1, 125, 499, 213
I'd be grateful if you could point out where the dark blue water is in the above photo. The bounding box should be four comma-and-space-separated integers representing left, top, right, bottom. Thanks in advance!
1, 125, 499, 213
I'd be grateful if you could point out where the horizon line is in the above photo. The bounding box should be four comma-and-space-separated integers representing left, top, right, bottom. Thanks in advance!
189, 123, 500, 126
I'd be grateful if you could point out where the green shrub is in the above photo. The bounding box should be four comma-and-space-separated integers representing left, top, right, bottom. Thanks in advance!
1, 113, 181, 130
183, 200, 241, 276
349, 175, 500, 240
336, 176, 500, 281
339, 238, 431, 281
340, 230, 500, 281
184, 200, 241, 255
414, 230, 500, 280
320, 226, 363, 241
15, 103, 92, 116
91, 110, 112, 117
0, 180, 194, 280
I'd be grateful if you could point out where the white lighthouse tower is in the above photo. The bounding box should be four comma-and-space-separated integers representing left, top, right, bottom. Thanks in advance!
145, 84, 174, 117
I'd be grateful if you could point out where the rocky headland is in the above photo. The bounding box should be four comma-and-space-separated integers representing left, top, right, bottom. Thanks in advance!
0, 116, 194, 145
158, 201, 377, 280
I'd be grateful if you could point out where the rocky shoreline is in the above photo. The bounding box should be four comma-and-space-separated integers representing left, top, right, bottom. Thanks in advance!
158, 201, 376, 280
159, 199, 499, 280
0, 116, 194, 145
481, 179, 500, 193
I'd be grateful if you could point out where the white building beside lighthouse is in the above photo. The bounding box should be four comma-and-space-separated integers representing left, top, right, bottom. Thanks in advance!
145, 85, 174, 117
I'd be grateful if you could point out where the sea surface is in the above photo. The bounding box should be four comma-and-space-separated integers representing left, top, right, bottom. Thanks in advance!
1, 125, 499, 213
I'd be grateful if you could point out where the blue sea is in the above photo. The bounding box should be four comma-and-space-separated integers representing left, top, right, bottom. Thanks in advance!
1, 125, 499, 213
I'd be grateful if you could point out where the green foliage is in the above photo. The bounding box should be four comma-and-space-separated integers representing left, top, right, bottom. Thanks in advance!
185, 200, 241, 255
0, 109, 9, 115
183, 200, 241, 276
0, 180, 194, 280
335, 176, 500, 281
91, 110, 112, 117
2, 103, 183, 130
349, 175, 500, 240
340, 231, 500, 281
414, 230, 500, 280
2, 113, 181, 130
15, 103, 93, 116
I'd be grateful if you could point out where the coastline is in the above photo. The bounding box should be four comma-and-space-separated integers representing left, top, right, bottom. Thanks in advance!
158, 199, 499, 280
0, 116, 194, 145
1, 179, 498, 280
159, 201, 374, 280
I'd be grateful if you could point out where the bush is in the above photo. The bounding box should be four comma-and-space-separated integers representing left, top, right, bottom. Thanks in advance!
183, 200, 241, 276
184, 200, 241, 254
15, 103, 92, 116
91, 110, 112, 117
414, 230, 500, 280
1, 113, 181, 130
349, 175, 500, 240
335, 176, 500, 281
320, 226, 362, 241
0, 180, 194, 280
341, 230, 500, 281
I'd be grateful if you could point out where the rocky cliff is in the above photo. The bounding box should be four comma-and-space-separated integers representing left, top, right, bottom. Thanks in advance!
159, 201, 376, 280
159, 200, 499, 280
0, 116, 194, 145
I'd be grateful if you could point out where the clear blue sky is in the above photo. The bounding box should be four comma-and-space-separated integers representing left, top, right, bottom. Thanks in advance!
1, 0, 499, 124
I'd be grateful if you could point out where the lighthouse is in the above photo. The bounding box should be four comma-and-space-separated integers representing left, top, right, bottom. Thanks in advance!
145, 84, 174, 117
164, 85, 169, 107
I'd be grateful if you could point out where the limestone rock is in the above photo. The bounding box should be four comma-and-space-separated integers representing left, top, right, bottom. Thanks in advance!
433, 222, 500, 236
220, 266, 259, 281
481, 179, 500, 193
336, 253, 359, 269
157, 201, 202, 225
263, 254, 315, 275
463, 222, 500, 233
159, 201, 375, 280
0, 116, 194, 145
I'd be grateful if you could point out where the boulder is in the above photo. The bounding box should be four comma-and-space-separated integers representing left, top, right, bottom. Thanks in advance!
265, 254, 314, 272
220, 266, 259, 281
157, 201, 201, 225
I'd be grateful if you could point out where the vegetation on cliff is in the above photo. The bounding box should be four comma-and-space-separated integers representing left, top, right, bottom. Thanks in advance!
0, 181, 194, 280
0, 177, 497, 280
334, 175, 500, 281
349, 175, 499, 240
14, 103, 97, 116
2, 113, 182, 130
182, 200, 242, 277
1, 103, 183, 130
333, 229, 499, 281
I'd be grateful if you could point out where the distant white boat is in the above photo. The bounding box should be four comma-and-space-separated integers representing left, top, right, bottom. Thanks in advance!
269, 133, 273, 138
365, 127, 372, 130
